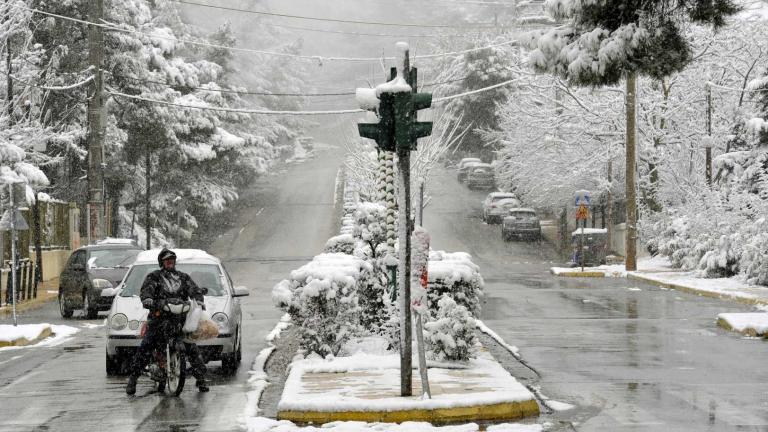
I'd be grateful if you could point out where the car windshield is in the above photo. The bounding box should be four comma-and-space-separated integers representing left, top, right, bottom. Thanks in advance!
491, 195, 516, 204
499, 199, 521, 208
119, 263, 226, 297
510, 211, 536, 219
88, 248, 141, 269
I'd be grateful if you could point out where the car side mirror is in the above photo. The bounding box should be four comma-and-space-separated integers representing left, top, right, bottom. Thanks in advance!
93, 279, 115, 297
200, 287, 209, 295
233, 286, 249, 297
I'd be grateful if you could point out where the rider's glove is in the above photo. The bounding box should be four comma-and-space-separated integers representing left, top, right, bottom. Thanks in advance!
141, 298, 153, 309
154, 298, 166, 310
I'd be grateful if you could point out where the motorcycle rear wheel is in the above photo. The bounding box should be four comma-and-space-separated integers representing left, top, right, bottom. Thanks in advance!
165, 343, 186, 396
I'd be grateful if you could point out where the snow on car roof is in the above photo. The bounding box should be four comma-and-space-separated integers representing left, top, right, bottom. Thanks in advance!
497, 198, 521, 205
133, 248, 220, 265
459, 157, 481, 162
488, 192, 516, 198
508, 208, 536, 213
96, 238, 139, 245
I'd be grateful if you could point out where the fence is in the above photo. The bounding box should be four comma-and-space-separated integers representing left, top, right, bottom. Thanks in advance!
0, 258, 38, 308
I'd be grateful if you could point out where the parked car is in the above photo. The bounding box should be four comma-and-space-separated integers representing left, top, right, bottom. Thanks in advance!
484, 198, 523, 224
466, 163, 496, 190
105, 249, 249, 376
456, 158, 482, 183
58, 241, 143, 319
502, 208, 542, 241
482, 192, 519, 222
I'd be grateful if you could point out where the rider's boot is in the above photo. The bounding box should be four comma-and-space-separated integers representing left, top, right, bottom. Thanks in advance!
126, 375, 138, 395
196, 377, 209, 392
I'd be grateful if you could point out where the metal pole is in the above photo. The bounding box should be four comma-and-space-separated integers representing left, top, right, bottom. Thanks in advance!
397, 148, 412, 397
414, 312, 431, 398
580, 219, 585, 272
9, 184, 17, 326
706, 83, 712, 186
418, 181, 425, 226
145, 142, 151, 250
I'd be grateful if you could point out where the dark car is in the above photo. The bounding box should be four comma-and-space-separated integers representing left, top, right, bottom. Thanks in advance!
456, 158, 482, 183
466, 163, 496, 190
502, 208, 542, 241
59, 241, 143, 319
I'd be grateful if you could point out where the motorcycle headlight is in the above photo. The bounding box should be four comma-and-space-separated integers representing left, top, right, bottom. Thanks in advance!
211, 312, 229, 331
110, 313, 128, 331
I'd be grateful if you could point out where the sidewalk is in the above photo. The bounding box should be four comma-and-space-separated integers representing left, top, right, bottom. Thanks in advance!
551, 257, 768, 306
276, 345, 539, 424
0, 278, 59, 318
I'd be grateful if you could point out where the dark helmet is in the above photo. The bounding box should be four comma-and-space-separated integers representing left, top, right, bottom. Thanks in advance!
157, 248, 177, 268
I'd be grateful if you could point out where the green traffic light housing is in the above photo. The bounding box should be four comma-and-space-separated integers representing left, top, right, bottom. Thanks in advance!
357, 92, 396, 152
393, 92, 433, 151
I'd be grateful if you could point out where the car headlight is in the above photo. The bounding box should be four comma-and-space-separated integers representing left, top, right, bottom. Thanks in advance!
211, 312, 229, 331
128, 320, 140, 331
110, 313, 128, 331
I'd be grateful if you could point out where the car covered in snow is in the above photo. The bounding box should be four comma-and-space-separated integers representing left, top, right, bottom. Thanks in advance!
58, 241, 143, 319
484, 198, 523, 224
502, 208, 541, 241
466, 163, 496, 190
456, 157, 482, 183
481, 192, 519, 223
105, 249, 249, 376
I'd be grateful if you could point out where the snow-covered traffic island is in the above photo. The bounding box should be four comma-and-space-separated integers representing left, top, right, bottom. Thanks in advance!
0, 323, 79, 348
263, 190, 539, 425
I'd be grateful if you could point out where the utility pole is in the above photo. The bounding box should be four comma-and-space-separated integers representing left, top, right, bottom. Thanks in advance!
145, 142, 151, 249
606, 159, 613, 252
625, 73, 638, 271
705, 83, 713, 185
86, 0, 105, 243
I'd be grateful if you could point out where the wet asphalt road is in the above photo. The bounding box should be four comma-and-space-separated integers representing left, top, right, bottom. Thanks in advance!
425, 167, 768, 431
2, 124, 768, 431
0, 123, 345, 432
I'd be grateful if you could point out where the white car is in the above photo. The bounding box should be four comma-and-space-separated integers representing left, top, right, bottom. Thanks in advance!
482, 192, 520, 223
104, 249, 249, 376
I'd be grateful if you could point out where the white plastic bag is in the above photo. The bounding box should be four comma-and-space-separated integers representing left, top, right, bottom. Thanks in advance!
183, 300, 203, 333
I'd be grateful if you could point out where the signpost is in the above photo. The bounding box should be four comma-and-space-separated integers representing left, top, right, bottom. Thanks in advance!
574, 190, 591, 272
411, 226, 431, 399
0, 182, 29, 326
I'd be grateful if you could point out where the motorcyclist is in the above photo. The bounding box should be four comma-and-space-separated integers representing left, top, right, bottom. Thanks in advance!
126, 248, 209, 395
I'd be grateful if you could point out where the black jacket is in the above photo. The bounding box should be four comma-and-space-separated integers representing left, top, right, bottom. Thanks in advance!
140, 268, 204, 319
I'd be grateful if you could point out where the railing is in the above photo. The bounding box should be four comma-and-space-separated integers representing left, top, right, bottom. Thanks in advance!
0, 259, 39, 308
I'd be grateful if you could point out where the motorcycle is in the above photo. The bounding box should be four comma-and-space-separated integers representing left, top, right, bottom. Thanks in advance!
140, 298, 191, 396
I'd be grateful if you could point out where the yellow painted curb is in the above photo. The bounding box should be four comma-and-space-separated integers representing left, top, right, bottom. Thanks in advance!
628, 273, 768, 306
278, 399, 540, 425
0, 326, 53, 348
552, 271, 605, 278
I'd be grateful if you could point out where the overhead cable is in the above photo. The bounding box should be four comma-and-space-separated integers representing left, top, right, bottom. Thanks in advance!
12, 3, 518, 63
169, 0, 497, 28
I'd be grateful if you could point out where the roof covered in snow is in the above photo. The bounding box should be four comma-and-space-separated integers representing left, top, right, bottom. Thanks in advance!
134, 248, 220, 265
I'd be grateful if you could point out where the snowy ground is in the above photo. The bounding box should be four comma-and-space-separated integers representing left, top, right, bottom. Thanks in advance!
550, 255, 674, 277
0, 323, 79, 349
245, 418, 543, 432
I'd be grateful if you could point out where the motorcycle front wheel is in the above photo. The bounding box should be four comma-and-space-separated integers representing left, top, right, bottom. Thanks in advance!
165, 343, 186, 396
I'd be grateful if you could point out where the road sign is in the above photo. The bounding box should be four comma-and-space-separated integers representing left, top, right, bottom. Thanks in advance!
0, 209, 29, 231
575, 204, 590, 221
574, 189, 591, 207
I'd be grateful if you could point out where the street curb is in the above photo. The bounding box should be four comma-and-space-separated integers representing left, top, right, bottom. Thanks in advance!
716, 317, 767, 338
627, 273, 768, 306
0, 326, 53, 348
0, 292, 57, 318
550, 269, 606, 278
278, 399, 540, 425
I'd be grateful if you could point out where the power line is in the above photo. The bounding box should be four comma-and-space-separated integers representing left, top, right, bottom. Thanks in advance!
169, 0, 497, 29
105, 76, 519, 115
12, 3, 517, 63
108, 71, 468, 97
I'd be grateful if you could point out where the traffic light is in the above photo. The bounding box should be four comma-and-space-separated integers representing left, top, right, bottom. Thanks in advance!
357, 92, 395, 152
393, 91, 433, 151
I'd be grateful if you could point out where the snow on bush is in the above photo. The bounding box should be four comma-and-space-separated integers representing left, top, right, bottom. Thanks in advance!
324, 234, 355, 255
428, 251, 484, 316
423, 295, 477, 362
272, 253, 373, 357
350, 202, 391, 334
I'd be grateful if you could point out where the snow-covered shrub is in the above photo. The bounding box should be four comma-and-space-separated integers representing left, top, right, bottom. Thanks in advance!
427, 251, 484, 316
272, 253, 372, 357
324, 234, 355, 255
351, 202, 391, 334
424, 295, 477, 362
